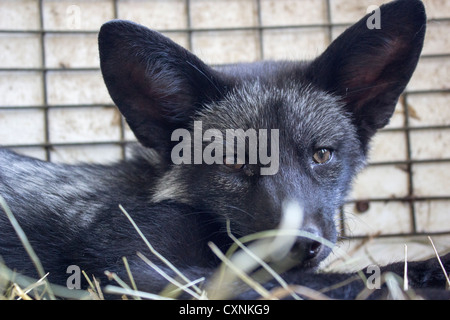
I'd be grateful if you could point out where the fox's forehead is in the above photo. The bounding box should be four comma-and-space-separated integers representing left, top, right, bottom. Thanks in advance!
195, 80, 353, 145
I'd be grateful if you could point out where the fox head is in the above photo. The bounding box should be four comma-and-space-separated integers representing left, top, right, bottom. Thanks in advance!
98, 0, 426, 268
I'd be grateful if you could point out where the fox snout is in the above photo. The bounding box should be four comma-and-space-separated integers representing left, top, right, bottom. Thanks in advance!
271, 200, 333, 269
288, 228, 326, 267
242, 167, 338, 268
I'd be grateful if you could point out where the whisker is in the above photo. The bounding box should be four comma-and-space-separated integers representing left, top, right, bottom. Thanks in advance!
223, 204, 256, 219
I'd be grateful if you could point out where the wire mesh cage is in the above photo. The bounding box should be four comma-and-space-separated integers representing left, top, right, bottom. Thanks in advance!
0, 0, 449, 269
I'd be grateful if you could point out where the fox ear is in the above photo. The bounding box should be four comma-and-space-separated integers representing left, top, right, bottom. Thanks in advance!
306, 0, 426, 147
98, 20, 225, 154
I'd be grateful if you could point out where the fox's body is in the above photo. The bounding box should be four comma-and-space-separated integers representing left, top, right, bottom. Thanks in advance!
1, 0, 449, 299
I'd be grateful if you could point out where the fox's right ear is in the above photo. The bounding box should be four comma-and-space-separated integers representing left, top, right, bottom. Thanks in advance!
306, 0, 426, 150
98, 20, 226, 155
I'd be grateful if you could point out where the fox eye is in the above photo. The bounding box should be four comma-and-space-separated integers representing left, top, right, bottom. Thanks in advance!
223, 156, 245, 170
313, 148, 332, 164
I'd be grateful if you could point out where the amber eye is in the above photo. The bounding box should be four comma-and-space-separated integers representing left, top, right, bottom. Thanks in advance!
224, 156, 245, 170
313, 148, 332, 164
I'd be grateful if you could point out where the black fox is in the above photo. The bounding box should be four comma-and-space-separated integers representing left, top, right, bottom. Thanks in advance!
0, 0, 448, 299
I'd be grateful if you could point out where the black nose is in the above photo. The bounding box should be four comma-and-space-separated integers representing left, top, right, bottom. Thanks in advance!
289, 230, 322, 262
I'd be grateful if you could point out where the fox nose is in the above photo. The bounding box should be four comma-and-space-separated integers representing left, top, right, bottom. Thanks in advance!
289, 229, 322, 262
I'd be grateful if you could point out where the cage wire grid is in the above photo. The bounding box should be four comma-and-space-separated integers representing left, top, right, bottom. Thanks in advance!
0, 0, 449, 268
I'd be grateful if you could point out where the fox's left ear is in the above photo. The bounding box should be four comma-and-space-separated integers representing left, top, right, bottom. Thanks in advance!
306, 0, 426, 148
98, 21, 226, 156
